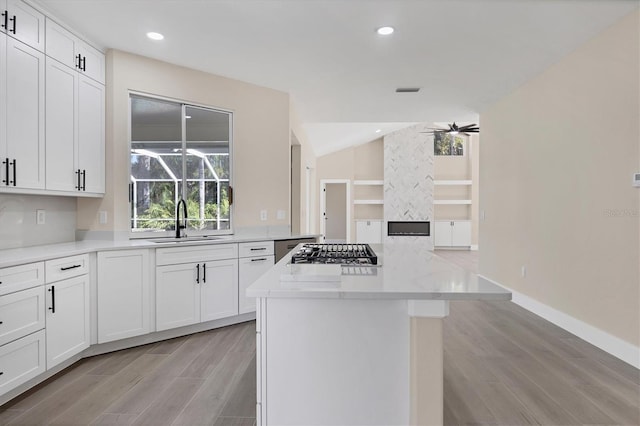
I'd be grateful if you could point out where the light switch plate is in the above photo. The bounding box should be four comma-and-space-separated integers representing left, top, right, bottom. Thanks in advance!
99, 211, 108, 224
36, 209, 45, 225
260, 210, 268, 221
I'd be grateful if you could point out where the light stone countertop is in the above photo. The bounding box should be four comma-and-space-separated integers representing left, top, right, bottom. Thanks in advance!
247, 243, 511, 301
0, 232, 318, 269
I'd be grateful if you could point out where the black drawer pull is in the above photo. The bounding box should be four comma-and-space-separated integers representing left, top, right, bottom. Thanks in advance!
9, 14, 15, 34
250, 247, 267, 251
2, 158, 7, 185
10, 159, 15, 186
0, 372, 3, 376
1, 11, 6, 30
202, 264, 206, 283
0, 321, 3, 324
196, 263, 200, 284
251, 258, 268, 262
82, 170, 86, 191
60, 264, 82, 271
48, 286, 55, 313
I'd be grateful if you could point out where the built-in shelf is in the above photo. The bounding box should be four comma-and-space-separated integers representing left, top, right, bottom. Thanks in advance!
354, 200, 384, 205
353, 180, 384, 186
434, 180, 472, 186
433, 199, 472, 205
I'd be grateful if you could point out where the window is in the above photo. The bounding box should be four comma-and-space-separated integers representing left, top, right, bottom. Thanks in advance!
434, 133, 464, 156
129, 94, 232, 235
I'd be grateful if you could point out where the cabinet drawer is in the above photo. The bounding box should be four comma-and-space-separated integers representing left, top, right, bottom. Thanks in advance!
239, 241, 274, 258
0, 330, 46, 396
45, 254, 89, 282
0, 287, 45, 346
0, 262, 45, 296
156, 243, 238, 266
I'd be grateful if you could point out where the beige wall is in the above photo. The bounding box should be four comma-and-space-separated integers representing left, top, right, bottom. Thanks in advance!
289, 105, 317, 234
77, 50, 290, 235
316, 138, 384, 241
480, 11, 639, 346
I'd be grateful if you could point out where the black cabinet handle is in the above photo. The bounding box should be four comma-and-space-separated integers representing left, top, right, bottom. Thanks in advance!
75, 169, 81, 190
251, 258, 268, 262
48, 286, 55, 313
196, 263, 200, 284
2, 158, 7, 186
0, 372, 3, 376
82, 170, 86, 191
9, 14, 15, 34
0, 321, 3, 324
203, 264, 206, 283
1, 11, 6, 30
250, 247, 266, 251
10, 159, 16, 186
60, 264, 81, 271
81, 56, 86, 72
75, 54, 81, 69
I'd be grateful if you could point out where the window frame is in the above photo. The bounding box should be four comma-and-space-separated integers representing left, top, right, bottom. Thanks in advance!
128, 91, 234, 239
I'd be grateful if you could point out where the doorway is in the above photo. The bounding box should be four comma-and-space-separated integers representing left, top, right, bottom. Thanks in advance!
320, 180, 351, 243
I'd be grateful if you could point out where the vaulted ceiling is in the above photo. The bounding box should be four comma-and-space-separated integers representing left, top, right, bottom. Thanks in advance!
34, 0, 639, 155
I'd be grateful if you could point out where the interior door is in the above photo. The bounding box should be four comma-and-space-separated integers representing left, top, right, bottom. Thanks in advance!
324, 183, 348, 243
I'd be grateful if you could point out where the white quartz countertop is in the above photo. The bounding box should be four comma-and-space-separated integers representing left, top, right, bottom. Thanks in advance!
247, 244, 511, 301
0, 232, 318, 269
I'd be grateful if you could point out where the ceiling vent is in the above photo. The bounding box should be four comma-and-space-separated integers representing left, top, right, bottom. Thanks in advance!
396, 87, 420, 93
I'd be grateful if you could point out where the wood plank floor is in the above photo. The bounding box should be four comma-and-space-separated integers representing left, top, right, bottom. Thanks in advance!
1, 250, 638, 425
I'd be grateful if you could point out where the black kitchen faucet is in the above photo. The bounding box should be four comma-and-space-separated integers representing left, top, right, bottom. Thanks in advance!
176, 198, 187, 238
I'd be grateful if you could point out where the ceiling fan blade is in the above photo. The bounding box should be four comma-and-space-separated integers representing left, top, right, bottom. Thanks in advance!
458, 123, 478, 131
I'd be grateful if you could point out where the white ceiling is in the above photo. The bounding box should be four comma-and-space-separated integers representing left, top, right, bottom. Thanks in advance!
33, 0, 638, 156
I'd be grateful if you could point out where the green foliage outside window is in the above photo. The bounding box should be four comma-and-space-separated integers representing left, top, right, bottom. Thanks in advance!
434, 133, 464, 156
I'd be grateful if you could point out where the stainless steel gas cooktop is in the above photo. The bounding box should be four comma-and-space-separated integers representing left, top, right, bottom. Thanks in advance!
290, 243, 378, 265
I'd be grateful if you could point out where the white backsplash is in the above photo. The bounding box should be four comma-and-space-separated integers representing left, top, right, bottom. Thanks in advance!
0, 194, 77, 250
383, 123, 434, 250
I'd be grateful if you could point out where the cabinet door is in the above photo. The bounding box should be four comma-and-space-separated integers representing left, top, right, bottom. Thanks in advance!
5, 37, 44, 189
201, 259, 238, 322
156, 263, 200, 331
45, 18, 77, 69
77, 75, 104, 194
97, 250, 150, 344
0, 329, 45, 397
45, 275, 89, 369
451, 221, 471, 247
238, 256, 273, 315
0, 286, 44, 346
77, 41, 104, 84
0, 33, 6, 171
6, 0, 44, 51
433, 221, 452, 247
45, 57, 77, 192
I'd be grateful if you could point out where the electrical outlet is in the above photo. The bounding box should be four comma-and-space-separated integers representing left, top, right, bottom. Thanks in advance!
277, 209, 286, 220
521, 265, 526, 278
260, 210, 268, 221
36, 209, 45, 225
99, 211, 108, 224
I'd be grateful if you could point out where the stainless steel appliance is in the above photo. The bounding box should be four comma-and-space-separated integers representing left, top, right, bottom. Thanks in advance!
290, 243, 378, 265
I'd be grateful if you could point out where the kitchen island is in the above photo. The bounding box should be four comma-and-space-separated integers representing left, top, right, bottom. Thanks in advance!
247, 243, 511, 426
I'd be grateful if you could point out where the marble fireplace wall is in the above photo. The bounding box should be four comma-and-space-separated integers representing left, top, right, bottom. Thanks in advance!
383, 123, 434, 249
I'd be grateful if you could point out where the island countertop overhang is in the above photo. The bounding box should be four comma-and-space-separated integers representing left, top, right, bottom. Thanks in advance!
247, 243, 512, 301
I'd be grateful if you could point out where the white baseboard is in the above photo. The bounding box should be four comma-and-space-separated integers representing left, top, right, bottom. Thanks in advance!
470, 244, 479, 251
479, 275, 640, 370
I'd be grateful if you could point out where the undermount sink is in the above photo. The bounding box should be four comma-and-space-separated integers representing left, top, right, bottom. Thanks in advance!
148, 235, 232, 243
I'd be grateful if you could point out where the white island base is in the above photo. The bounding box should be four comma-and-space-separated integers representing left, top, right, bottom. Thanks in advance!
256, 297, 449, 425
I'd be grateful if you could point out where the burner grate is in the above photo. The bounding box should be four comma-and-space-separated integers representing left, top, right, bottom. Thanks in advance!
290, 244, 378, 265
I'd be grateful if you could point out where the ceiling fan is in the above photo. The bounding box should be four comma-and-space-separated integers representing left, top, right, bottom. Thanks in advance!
421, 122, 479, 135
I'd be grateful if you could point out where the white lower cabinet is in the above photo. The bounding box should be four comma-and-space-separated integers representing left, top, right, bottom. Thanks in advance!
434, 220, 471, 247
156, 258, 239, 331
0, 330, 46, 396
96, 250, 150, 344
45, 274, 89, 369
239, 256, 273, 315
0, 286, 45, 347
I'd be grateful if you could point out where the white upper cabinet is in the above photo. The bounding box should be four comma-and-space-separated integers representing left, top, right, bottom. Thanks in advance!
1, 0, 45, 51
2, 36, 44, 190
45, 18, 104, 84
77, 75, 104, 193
46, 58, 105, 194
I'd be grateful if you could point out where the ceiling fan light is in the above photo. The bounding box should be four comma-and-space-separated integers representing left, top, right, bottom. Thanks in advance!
377, 26, 394, 36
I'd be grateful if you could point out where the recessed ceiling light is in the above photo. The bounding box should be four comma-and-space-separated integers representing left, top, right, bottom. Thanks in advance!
377, 26, 394, 36
375, 129, 382, 133
146, 32, 164, 41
